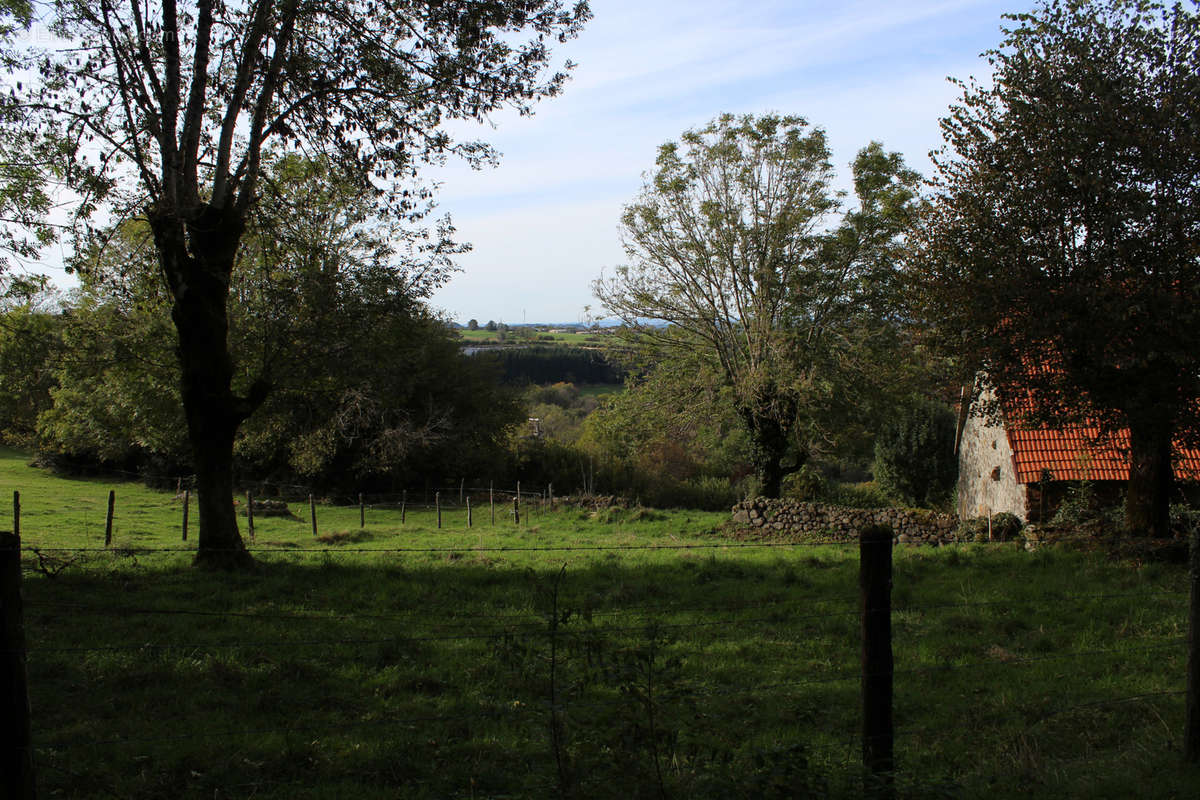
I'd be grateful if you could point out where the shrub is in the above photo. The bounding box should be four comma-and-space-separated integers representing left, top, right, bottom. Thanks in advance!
873, 396, 958, 508
782, 464, 827, 501
824, 481, 892, 509
954, 517, 988, 543
642, 475, 738, 511
1050, 481, 1121, 528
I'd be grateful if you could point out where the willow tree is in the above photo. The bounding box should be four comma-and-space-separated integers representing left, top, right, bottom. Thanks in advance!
28, 0, 589, 566
594, 114, 920, 497
913, 0, 1200, 537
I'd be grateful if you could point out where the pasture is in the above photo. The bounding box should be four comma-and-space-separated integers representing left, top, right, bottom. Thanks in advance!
2, 449, 1196, 798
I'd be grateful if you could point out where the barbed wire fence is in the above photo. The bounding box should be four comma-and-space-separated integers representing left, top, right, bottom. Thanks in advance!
9, 469, 600, 545
0, 486, 1198, 796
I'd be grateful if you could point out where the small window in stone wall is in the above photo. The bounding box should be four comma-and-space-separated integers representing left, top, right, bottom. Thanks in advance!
990, 466, 1001, 481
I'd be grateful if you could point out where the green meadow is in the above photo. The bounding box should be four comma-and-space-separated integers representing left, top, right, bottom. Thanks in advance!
2, 449, 1196, 798
457, 328, 604, 346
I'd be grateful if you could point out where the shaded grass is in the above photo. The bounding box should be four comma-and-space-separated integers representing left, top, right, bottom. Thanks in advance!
3, 449, 1198, 797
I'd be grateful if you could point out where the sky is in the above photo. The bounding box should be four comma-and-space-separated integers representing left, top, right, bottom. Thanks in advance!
20, 0, 1032, 323
424, 0, 1029, 325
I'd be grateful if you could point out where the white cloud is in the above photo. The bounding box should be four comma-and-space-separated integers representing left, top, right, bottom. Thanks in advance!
429, 0, 1019, 323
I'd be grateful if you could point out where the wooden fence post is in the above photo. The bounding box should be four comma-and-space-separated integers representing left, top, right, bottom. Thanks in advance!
11, 491, 18, 540
182, 489, 190, 542
490, 482, 495, 526
359, 493, 365, 529
401, 490, 407, 525
0, 531, 36, 799
459, 478, 464, 505
513, 495, 520, 526
309, 494, 317, 538
549, 483, 553, 509
246, 491, 255, 542
1185, 525, 1200, 762
436, 492, 442, 529
860, 524, 895, 796
467, 497, 473, 528
104, 490, 115, 547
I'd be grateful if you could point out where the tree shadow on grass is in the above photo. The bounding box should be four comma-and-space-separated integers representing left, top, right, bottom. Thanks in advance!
20, 547, 1190, 799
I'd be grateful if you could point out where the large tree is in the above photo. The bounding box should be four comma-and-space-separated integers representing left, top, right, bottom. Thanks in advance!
39, 155, 522, 489
0, 1, 55, 270
593, 114, 920, 497
912, 0, 1200, 537
28, 0, 589, 565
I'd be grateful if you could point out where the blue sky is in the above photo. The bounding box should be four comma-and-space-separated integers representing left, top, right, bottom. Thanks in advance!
427, 0, 1028, 325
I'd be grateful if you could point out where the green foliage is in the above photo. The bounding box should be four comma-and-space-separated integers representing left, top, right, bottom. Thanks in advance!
36, 293, 189, 473
827, 482, 895, 509
29, 0, 592, 555
0, 277, 61, 447
913, 0, 1200, 535
34, 158, 524, 489
990, 512, 1023, 542
0, 3, 55, 270
1050, 482, 1122, 529
573, 361, 753, 507
482, 344, 623, 385
782, 464, 827, 502
595, 113, 923, 498
872, 396, 958, 508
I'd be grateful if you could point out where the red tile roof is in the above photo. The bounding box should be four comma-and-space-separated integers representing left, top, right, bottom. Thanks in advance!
1005, 423, 1200, 483
996, 382, 1200, 483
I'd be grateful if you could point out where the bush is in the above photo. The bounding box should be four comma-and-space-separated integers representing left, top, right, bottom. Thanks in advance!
873, 396, 957, 508
1050, 481, 1121, 528
782, 464, 826, 501
642, 475, 738, 511
823, 481, 893, 509
954, 517, 988, 542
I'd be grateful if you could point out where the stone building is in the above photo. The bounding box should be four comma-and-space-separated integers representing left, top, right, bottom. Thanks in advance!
955, 383, 1200, 522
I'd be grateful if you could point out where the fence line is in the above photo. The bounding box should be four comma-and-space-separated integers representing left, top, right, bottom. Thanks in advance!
8, 463, 585, 506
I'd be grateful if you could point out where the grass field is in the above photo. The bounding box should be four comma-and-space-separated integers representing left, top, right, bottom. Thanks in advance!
457, 328, 604, 346
3, 448, 1198, 798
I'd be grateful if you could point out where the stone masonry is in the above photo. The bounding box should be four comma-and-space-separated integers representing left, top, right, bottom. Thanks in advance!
731, 497, 960, 545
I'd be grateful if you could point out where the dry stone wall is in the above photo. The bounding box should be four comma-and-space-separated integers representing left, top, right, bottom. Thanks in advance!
731, 498, 960, 545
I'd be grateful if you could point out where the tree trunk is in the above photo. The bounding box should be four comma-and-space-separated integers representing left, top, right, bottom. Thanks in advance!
1125, 418, 1174, 538
152, 203, 259, 569
739, 406, 795, 499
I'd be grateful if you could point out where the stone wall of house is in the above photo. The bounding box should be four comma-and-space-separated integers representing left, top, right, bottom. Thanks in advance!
731, 498, 960, 545
957, 385, 1029, 521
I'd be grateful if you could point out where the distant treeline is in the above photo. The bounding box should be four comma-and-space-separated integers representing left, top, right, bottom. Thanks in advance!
482, 345, 624, 385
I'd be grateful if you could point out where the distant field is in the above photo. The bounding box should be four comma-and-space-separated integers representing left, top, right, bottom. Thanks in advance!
4, 449, 1196, 798
577, 382, 623, 399
457, 327, 606, 345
